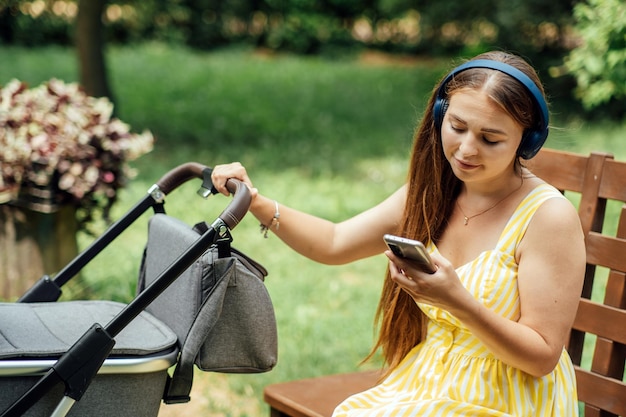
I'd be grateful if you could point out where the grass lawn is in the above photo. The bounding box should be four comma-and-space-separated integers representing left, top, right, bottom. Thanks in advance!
1, 43, 625, 416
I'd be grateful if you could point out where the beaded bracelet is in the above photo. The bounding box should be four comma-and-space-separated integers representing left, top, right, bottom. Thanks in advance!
260, 200, 280, 238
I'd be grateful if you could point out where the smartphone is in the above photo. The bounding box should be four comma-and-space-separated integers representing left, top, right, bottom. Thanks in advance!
383, 234, 436, 274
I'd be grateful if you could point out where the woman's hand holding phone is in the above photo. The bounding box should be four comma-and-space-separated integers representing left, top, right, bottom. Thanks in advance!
383, 234, 436, 274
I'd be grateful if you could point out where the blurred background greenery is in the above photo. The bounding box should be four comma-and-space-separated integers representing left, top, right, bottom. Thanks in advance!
1, 0, 625, 416
1, 0, 625, 117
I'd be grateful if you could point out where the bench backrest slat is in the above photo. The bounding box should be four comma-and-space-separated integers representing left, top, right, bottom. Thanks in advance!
574, 370, 626, 416
586, 232, 626, 271
574, 299, 626, 344
600, 160, 626, 201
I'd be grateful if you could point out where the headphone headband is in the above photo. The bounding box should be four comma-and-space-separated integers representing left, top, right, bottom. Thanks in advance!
433, 59, 549, 159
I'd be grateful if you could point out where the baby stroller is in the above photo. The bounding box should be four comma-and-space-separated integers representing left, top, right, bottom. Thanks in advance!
0, 163, 277, 417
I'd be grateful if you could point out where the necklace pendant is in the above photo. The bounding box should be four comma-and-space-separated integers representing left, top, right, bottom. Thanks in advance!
463, 216, 469, 226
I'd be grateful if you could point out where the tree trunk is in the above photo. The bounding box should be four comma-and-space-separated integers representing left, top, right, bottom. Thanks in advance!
0, 205, 78, 301
76, 0, 114, 102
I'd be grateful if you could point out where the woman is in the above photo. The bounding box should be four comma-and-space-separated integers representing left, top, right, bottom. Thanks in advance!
211, 51, 585, 416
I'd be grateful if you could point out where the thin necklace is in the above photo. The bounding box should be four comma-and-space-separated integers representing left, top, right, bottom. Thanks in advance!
456, 177, 524, 226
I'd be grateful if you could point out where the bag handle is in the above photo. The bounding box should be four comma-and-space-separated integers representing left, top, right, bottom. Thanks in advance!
163, 260, 234, 404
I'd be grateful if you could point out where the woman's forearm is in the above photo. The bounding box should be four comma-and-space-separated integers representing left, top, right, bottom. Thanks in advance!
249, 188, 405, 265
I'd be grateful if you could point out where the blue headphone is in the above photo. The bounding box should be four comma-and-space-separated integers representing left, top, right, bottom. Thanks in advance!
433, 59, 549, 160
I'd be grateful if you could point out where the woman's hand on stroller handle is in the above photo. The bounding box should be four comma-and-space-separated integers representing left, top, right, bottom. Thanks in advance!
154, 162, 251, 229
211, 162, 256, 197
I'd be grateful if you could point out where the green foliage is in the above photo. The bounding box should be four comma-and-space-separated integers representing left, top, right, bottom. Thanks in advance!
564, 0, 626, 111
264, 11, 355, 54
1, 0, 586, 117
96, 43, 440, 176
1, 1, 575, 59
0, 0, 74, 45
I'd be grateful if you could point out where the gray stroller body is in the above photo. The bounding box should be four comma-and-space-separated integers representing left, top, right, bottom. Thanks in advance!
0, 163, 275, 416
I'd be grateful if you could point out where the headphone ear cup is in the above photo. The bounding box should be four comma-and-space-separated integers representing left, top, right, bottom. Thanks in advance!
441, 100, 449, 121
434, 98, 449, 128
518, 128, 548, 159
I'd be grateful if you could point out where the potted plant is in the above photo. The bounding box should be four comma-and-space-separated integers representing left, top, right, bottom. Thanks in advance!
0, 78, 154, 299
1, 78, 154, 222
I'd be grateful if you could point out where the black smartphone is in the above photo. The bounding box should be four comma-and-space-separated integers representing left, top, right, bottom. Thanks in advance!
383, 234, 436, 274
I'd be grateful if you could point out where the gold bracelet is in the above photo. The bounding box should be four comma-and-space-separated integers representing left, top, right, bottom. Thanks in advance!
260, 200, 280, 238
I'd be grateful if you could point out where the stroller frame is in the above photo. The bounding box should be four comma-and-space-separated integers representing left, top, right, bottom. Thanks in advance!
1, 162, 251, 417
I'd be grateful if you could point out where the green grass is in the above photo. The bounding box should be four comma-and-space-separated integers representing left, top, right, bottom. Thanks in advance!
1, 43, 625, 416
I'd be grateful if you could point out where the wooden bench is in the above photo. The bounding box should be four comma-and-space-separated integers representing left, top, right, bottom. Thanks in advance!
264, 148, 626, 417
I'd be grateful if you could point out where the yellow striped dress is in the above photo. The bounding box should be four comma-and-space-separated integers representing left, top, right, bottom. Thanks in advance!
333, 184, 579, 417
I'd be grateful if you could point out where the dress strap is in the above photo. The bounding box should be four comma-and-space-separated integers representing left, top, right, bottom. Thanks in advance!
495, 183, 566, 255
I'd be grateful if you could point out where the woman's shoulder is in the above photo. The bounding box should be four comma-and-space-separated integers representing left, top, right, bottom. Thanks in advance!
523, 181, 582, 237
518, 170, 567, 203
514, 179, 584, 266
509, 173, 580, 236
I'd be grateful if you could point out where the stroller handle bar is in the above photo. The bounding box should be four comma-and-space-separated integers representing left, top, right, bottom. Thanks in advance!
215, 177, 250, 230
156, 162, 209, 194
18, 162, 250, 305
155, 162, 251, 230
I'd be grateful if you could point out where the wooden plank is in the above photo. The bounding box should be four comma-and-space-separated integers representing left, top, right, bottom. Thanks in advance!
575, 367, 626, 416
579, 152, 608, 236
586, 232, 626, 272
590, 335, 626, 381
264, 371, 381, 417
527, 148, 589, 192
599, 158, 626, 202
588, 206, 626, 386
572, 299, 626, 344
